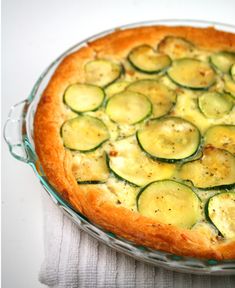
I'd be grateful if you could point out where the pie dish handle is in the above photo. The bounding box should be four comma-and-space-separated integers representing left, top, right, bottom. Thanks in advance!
4, 99, 33, 163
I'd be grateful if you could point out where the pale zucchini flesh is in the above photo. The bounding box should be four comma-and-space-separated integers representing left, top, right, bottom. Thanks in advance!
137, 117, 201, 162
180, 147, 235, 189
106, 177, 139, 210
64, 83, 105, 112
167, 58, 216, 89
158, 36, 195, 59
210, 51, 235, 73
128, 45, 171, 74
204, 125, 235, 155
107, 137, 176, 186
106, 91, 152, 125
206, 192, 235, 238
127, 80, 176, 118
71, 151, 109, 183
62, 116, 109, 151
85, 59, 122, 87
105, 81, 130, 99
192, 222, 218, 238
137, 180, 201, 228
231, 63, 235, 81
224, 75, 235, 98
198, 92, 233, 119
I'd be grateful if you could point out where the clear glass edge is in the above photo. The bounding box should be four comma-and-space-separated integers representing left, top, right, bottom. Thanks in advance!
11, 19, 235, 274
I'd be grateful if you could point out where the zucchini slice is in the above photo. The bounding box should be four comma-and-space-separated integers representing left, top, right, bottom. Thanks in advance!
107, 137, 176, 186
179, 147, 235, 189
71, 151, 109, 183
106, 177, 139, 210
210, 51, 235, 73
85, 59, 122, 87
198, 92, 233, 119
231, 63, 235, 81
137, 117, 201, 162
204, 125, 235, 155
64, 83, 105, 112
206, 192, 235, 238
158, 36, 195, 59
167, 58, 216, 89
106, 91, 152, 125
224, 75, 235, 98
128, 45, 171, 74
127, 80, 176, 118
61, 115, 109, 151
137, 180, 200, 228
192, 222, 218, 238
105, 81, 130, 99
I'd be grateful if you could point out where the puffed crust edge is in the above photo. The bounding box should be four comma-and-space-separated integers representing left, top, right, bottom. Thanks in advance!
34, 25, 235, 260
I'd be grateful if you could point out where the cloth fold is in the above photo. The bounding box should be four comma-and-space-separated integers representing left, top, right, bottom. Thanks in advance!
39, 192, 235, 288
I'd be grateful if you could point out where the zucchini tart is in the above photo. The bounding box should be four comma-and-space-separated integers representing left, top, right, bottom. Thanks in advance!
34, 25, 235, 259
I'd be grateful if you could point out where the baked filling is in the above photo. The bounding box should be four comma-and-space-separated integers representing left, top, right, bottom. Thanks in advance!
35, 27, 235, 259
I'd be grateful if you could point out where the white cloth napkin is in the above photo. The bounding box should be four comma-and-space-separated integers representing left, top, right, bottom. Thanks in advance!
39, 192, 235, 288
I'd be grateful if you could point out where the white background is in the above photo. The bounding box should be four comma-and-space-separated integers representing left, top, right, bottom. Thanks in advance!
2, 0, 235, 287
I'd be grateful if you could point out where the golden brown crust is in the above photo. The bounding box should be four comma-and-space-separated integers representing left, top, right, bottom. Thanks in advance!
34, 25, 235, 260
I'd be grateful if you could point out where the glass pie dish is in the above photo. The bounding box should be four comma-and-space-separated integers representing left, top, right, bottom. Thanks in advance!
4, 19, 235, 275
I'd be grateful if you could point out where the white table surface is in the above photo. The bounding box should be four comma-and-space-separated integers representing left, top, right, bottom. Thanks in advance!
2, 0, 235, 287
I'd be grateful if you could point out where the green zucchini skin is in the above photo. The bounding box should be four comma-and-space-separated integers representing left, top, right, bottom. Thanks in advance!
61, 116, 110, 152
210, 51, 235, 73
183, 174, 235, 191
128, 57, 172, 75
128, 44, 172, 74
61, 129, 109, 153
203, 125, 235, 155
106, 137, 176, 186
136, 117, 201, 163
136, 180, 201, 228
157, 36, 195, 59
181, 175, 235, 191
100, 63, 125, 88
105, 91, 152, 125
72, 151, 109, 184
77, 180, 105, 184
126, 79, 176, 119
201, 183, 235, 191
167, 58, 216, 90
204, 196, 222, 236
231, 63, 235, 81
205, 191, 235, 238
105, 81, 130, 99
224, 75, 235, 98
85, 59, 124, 87
179, 147, 235, 190
136, 179, 201, 207
167, 75, 214, 91
62, 139, 109, 153
63, 83, 105, 113
197, 92, 234, 119
106, 153, 140, 187
136, 133, 202, 164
